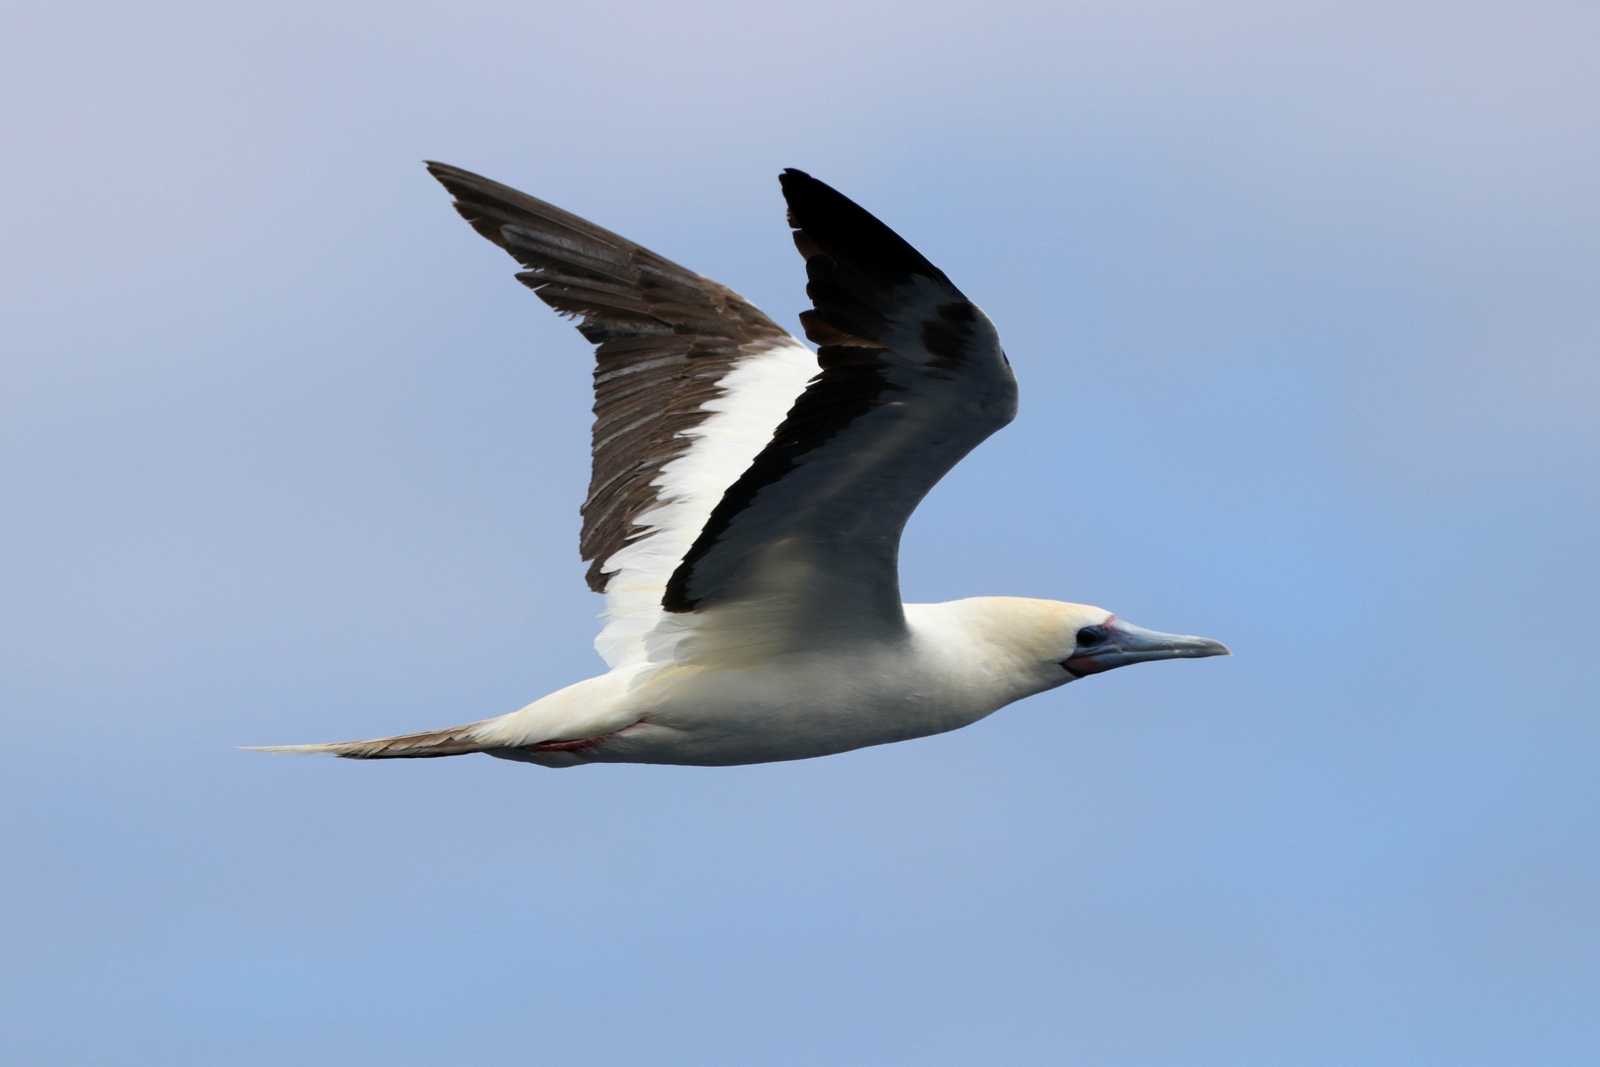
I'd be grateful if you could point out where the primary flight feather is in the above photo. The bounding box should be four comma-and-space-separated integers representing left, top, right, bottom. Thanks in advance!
252, 164, 1227, 767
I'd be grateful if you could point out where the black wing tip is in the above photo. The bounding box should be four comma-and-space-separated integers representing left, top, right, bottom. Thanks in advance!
422, 158, 460, 182
423, 159, 481, 178
776, 168, 954, 292
777, 168, 849, 221
423, 159, 492, 200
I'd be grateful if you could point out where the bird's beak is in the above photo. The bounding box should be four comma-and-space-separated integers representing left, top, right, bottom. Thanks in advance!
1065, 618, 1231, 677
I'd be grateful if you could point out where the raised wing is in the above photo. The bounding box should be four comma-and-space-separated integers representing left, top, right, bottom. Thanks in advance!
660, 170, 1018, 640
427, 162, 819, 665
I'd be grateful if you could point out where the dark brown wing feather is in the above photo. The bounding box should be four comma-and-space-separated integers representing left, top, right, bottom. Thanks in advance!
425, 161, 792, 592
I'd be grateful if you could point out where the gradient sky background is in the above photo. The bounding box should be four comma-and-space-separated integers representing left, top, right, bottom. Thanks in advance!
5, 1, 1598, 1063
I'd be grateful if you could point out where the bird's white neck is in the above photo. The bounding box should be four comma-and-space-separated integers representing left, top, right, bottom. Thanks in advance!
904, 596, 1080, 719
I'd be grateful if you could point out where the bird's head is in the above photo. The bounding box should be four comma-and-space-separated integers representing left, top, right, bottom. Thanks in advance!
948, 598, 1229, 701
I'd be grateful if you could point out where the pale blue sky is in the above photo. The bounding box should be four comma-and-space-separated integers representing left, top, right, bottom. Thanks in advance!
4, 1, 1598, 1063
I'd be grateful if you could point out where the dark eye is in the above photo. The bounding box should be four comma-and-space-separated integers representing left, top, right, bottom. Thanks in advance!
1075, 625, 1109, 648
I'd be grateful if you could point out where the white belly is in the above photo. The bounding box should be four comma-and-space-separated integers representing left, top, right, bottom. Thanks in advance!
531, 647, 1001, 767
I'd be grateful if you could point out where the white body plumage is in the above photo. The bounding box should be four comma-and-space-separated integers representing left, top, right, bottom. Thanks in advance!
474, 598, 1093, 767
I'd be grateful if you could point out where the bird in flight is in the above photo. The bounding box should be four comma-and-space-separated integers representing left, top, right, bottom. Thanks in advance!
254, 164, 1228, 767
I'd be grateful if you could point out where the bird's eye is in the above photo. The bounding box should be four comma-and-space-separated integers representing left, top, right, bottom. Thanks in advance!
1075, 625, 1109, 648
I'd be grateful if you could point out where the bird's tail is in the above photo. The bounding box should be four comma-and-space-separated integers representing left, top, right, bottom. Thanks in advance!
247, 676, 619, 762
244, 720, 497, 760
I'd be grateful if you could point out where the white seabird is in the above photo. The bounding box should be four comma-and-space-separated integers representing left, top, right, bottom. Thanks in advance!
255, 164, 1228, 768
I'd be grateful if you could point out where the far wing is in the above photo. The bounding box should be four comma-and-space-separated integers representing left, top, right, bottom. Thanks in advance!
427, 163, 819, 665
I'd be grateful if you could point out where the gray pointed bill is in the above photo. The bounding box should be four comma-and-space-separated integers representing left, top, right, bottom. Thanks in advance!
1064, 617, 1231, 677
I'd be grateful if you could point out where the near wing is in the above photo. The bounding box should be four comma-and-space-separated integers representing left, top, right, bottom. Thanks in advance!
659, 169, 1018, 641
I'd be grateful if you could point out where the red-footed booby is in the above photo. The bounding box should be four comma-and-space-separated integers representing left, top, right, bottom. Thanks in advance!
252, 165, 1228, 767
